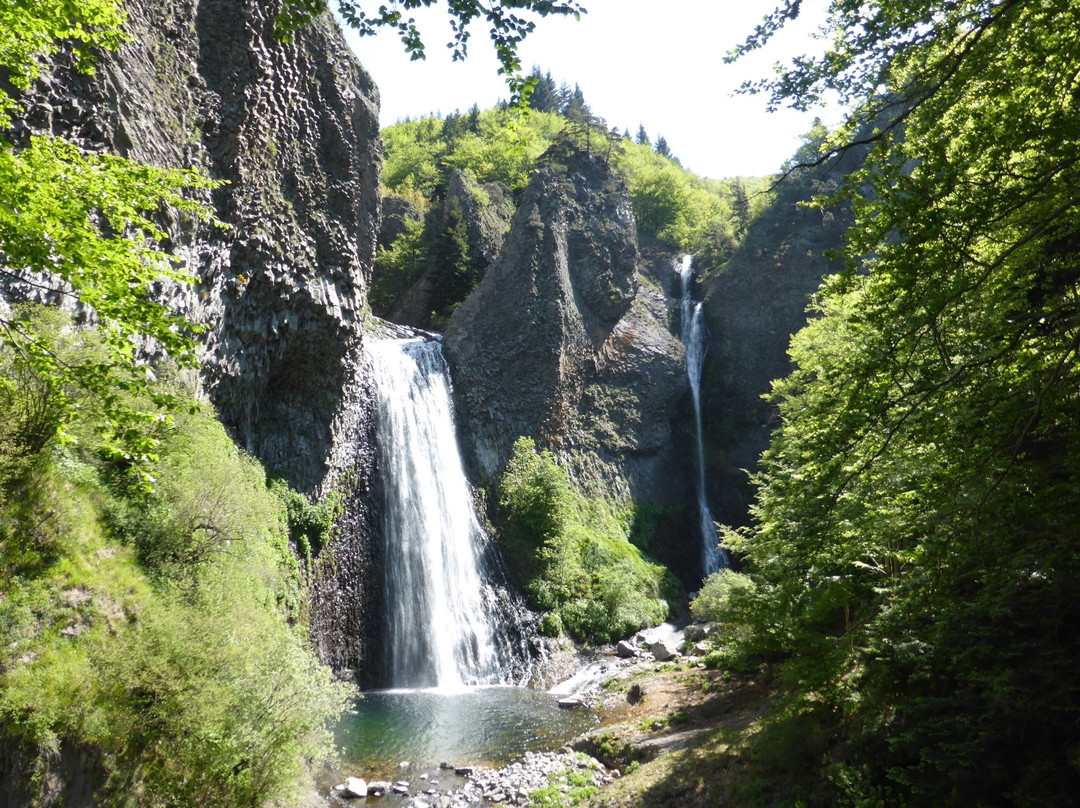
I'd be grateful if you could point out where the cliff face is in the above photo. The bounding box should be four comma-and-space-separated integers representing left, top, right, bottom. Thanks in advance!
6, 0, 384, 676
701, 167, 853, 527
444, 150, 690, 508
11, 0, 381, 495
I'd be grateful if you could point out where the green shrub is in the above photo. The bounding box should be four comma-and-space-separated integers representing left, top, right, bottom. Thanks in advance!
539, 611, 564, 637
0, 314, 351, 806
499, 437, 674, 644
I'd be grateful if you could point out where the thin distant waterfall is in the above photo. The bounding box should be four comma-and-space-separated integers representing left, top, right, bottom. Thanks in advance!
677, 256, 728, 576
369, 337, 531, 690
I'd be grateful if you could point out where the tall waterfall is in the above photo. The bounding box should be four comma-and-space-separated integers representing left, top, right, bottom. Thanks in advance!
677, 256, 728, 576
369, 337, 533, 690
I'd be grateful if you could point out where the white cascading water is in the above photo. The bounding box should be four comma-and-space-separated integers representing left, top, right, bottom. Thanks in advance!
677, 256, 728, 576
369, 337, 523, 690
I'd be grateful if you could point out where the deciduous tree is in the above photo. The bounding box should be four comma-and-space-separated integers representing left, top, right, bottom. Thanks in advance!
723, 0, 1080, 802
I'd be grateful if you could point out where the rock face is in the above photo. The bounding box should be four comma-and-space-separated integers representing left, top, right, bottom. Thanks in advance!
381, 169, 515, 329
8, 0, 381, 495
5, 0, 384, 677
700, 166, 854, 527
444, 150, 689, 506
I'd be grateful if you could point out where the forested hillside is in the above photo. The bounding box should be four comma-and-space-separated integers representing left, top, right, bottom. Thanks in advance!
371, 72, 769, 328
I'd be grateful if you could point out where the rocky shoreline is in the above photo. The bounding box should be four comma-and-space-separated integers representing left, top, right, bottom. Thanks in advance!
329, 750, 618, 807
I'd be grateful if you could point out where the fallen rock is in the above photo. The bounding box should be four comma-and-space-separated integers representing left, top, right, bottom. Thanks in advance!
558, 696, 588, 709
650, 639, 677, 661
616, 640, 637, 658
342, 777, 367, 798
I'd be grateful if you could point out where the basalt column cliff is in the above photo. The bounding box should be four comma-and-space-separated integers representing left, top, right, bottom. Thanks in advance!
4, 0, 384, 672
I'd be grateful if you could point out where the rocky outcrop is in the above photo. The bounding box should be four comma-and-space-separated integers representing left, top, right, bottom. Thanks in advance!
380, 169, 515, 329
444, 150, 689, 506
8, 0, 380, 495
701, 166, 854, 526
445, 169, 515, 269
378, 191, 423, 249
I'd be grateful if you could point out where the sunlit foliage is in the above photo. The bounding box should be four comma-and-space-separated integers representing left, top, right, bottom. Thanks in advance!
721, 0, 1080, 803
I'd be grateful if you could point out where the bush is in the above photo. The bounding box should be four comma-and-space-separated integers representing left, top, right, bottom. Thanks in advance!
0, 313, 351, 806
499, 437, 674, 644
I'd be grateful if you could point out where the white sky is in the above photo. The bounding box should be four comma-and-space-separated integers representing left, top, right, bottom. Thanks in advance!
340, 0, 836, 180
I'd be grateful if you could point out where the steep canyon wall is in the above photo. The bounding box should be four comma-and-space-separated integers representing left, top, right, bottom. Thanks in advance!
5, 0, 384, 673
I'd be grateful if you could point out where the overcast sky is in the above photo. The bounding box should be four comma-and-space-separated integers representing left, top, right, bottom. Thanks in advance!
339, 0, 838, 179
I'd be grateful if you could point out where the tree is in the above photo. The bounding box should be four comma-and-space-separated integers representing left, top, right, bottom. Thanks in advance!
428, 198, 473, 320
560, 82, 589, 121
0, 0, 220, 477
653, 135, 670, 158
724, 0, 1080, 803
731, 179, 750, 236
278, 0, 585, 105
635, 123, 649, 147
526, 66, 559, 113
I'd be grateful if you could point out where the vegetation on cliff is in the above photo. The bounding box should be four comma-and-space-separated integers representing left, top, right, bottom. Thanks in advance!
0, 307, 351, 806
1, 6, 350, 803
497, 438, 675, 643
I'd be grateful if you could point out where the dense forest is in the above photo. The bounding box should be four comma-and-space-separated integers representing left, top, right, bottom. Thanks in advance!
690, 0, 1080, 804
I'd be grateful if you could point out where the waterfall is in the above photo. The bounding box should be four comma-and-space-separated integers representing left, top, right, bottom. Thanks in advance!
369, 337, 534, 690
676, 256, 729, 576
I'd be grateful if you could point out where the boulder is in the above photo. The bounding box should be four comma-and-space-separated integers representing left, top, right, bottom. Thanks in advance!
650, 639, 677, 662
683, 624, 710, 643
340, 777, 367, 798
616, 640, 637, 658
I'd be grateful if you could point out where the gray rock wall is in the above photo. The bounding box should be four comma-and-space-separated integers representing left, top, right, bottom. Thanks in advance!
4, 0, 385, 676
444, 150, 690, 507
9, 0, 381, 495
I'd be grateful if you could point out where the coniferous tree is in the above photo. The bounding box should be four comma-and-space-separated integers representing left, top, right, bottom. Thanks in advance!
635, 123, 650, 147
732, 179, 750, 237
561, 83, 589, 121
429, 198, 473, 318
526, 66, 560, 113
654, 135, 670, 158
466, 103, 481, 132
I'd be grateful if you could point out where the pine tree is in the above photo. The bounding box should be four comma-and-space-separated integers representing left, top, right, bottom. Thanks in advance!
635, 123, 649, 147
429, 198, 473, 318
527, 67, 559, 113
654, 135, 670, 158
732, 179, 750, 237
561, 83, 589, 121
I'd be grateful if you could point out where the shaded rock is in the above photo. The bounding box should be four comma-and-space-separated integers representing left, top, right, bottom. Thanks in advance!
379, 192, 422, 249
445, 149, 690, 507
5, 0, 381, 494
683, 624, 710, 643
616, 640, 637, 659
650, 639, 677, 662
